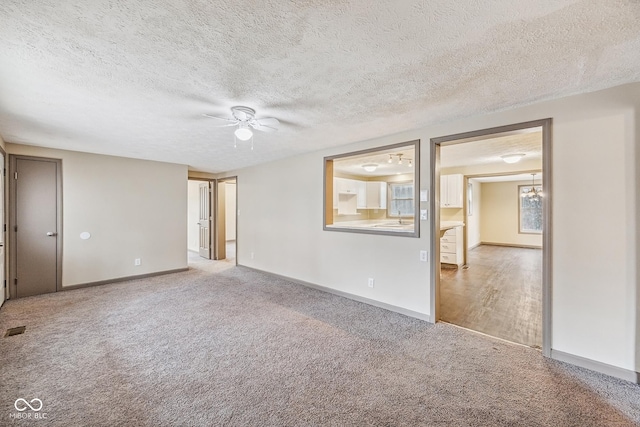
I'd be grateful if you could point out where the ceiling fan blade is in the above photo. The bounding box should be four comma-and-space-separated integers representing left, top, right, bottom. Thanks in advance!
255, 117, 279, 127
252, 117, 280, 132
202, 114, 238, 127
250, 121, 278, 132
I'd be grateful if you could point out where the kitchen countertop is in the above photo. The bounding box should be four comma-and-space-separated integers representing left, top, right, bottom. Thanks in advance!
440, 220, 464, 237
328, 219, 464, 234
440, 221, 464, 230
329, 219, 415, 231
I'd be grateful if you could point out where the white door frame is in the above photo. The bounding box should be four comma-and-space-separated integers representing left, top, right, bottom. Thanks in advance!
430, 118, 552, 357
188, 177, 214, 260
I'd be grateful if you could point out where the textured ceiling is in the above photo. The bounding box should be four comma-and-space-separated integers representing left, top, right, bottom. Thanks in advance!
440, 130, 542, 169
0, 1, 639, 173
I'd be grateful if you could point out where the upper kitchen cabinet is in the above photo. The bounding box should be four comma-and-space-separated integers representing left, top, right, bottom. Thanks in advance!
366, 181, 387, 209
334, 178, 366, 209
441, 174, 463, 208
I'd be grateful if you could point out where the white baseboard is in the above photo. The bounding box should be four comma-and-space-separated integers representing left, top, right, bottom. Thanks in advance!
242, 266, 431, 323
551, 349, 639, 384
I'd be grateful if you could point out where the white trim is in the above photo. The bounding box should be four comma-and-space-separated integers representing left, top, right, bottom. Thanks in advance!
551, 349, 639, 384
241, 266, 431, 322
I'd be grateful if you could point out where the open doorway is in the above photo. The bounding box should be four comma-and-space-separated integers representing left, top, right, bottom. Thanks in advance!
431, 119, 551, 355
187, 177, 237, 265
188, 179, 213, 260
215, 177, 237, 264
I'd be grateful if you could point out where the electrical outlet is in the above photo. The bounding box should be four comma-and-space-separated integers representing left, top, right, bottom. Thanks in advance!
419, 251, 428, 262
250, 252, 254, 260
367, 278, 375, 288
134, 258, 141, 266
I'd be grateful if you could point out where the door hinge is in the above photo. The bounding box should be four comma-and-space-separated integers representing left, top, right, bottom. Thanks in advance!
14, 171, 17, 180
3, 224, 5, 232
3, 279, 5, 289
14, 225, 17, 232
14, 278, 17, 285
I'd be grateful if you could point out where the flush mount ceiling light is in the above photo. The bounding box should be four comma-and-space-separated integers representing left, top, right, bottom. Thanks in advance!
501, 153, 526, 164
203, 106, 280, 149
362, 163, 378, 172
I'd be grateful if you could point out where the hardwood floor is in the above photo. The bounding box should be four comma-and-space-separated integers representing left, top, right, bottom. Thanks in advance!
440, 245, 542, 348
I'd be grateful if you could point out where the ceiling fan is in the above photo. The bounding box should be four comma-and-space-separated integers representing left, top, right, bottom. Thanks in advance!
203, 106, 279, 149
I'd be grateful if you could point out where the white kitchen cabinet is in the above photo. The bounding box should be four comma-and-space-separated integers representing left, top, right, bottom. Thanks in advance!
334, 178, 366, 212
440, 174, 463, 208
334, 178, 386, 210
365, 181, 387, 209
440, 226, 464, 267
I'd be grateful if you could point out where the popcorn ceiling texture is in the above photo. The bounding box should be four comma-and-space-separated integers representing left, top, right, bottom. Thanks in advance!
0, 1, 639, 172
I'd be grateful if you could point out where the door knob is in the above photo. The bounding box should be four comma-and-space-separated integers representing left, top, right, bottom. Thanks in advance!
46, 232, 57, 236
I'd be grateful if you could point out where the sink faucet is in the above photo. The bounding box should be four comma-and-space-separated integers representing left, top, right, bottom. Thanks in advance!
398, 210, 402, 224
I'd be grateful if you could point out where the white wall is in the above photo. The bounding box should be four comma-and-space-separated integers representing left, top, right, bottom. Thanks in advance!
467, 179, 481, 249
229, 83, 640, 374
480, 180, 543, 248
225, 182, 236, 241
187, 180, 201, 252
6, 144, 188, 286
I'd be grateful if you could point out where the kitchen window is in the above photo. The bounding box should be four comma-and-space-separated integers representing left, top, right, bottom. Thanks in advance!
388, 182, 414, 217
323, 140, 420, 237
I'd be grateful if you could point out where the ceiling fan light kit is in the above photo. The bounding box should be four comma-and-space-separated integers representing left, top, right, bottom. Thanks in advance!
234, 123, 253, 141
204, 106, 279, 150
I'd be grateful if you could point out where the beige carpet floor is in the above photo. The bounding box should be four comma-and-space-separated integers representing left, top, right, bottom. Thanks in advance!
0, 259, 638, 426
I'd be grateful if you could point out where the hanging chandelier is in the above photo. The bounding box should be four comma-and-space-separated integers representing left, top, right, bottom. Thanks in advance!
521, 173, 543, 200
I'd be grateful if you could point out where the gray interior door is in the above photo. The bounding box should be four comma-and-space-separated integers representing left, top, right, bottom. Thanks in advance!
13, 157, 60, 298
198, 182, 211, 259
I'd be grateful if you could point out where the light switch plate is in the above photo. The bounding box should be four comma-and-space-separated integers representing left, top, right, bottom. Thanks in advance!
419, 251, 428, 262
